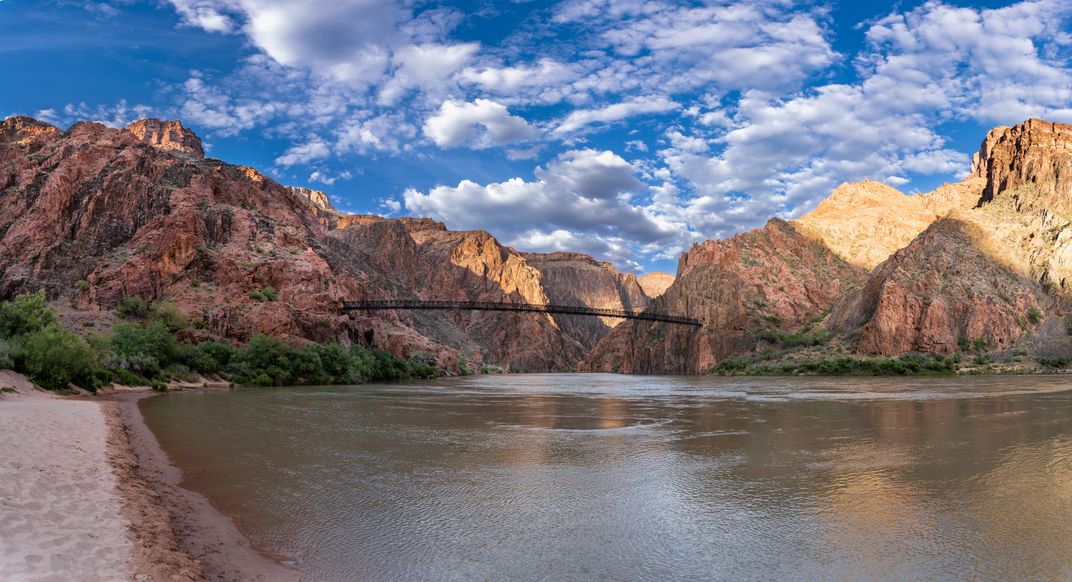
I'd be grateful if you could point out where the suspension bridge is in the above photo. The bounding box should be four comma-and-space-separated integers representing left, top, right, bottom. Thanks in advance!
342, 300, 702, 327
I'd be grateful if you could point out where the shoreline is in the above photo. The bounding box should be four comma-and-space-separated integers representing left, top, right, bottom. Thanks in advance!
105, 390, 296, 581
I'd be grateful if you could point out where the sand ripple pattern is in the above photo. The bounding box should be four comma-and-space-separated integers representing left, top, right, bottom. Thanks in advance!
0, 400, 132, 581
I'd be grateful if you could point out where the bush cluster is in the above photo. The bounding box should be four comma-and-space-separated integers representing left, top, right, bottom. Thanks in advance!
0, 292, 438, 392
713, 352, 958, 376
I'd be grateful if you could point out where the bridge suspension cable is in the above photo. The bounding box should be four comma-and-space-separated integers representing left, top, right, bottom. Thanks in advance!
342, 300, 701, 327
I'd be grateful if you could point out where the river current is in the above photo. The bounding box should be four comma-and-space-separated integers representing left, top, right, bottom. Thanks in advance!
140, 374, 1072, 581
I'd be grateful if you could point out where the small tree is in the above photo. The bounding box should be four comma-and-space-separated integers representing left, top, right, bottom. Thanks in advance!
0, 291, 56, 339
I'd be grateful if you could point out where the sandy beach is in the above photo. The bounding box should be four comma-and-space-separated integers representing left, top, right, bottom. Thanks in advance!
0, 372, 293, 581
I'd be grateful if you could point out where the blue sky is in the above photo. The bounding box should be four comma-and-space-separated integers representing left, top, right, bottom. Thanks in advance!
3, 0, 1071, 273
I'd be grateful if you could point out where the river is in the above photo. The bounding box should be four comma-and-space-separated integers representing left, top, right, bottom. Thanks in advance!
140, 374, 1072, 581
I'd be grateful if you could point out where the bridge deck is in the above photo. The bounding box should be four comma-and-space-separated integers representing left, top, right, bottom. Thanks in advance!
342, 300, 701, 327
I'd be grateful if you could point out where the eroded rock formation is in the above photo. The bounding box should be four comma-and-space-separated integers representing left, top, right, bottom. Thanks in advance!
583, 220, 867, 373
522, 252, 650, 349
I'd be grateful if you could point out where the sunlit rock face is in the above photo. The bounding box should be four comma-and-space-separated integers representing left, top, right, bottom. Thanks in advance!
287, 186, 337, 213
126, 118, 204, 158
637, 272, 674, 298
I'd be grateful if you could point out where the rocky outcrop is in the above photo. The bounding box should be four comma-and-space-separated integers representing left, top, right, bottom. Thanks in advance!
977, 119, 1072, 209
795, 179, 983, 269
287, 186, 337, 213
637, 272, 674, 297
830, 217, 1044, 354
582, 219, 867, 374
0, 116, 60, 145
522, 252, 650, 349
126, 119, 204, 158
0, 116, 590, 372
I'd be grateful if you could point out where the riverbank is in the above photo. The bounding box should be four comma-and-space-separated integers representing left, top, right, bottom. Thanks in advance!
0, 372, 294, 581
107, 390, 295, 581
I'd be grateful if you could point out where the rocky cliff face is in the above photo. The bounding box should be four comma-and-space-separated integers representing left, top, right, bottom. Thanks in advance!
126, 119, 204, 158
977, 119, 1072, 209
287, 186, 338, 213
829, 217, 1044, 354
637, 272, 674, 297
583, 219, 867, 374
794, 179, 983, 269
0, 116, 593, 372
522, 252, 650, 349
829, 120, 1072, 358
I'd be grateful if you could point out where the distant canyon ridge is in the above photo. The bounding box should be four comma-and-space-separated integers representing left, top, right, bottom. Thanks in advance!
1, 116, 1071, 373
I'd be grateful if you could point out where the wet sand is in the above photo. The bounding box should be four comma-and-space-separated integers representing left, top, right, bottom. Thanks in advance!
0, 372, 294, 581
108, 391, 296, 581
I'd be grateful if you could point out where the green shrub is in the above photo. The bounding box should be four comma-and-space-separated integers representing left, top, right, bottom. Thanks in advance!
149, 379, 169, 392
154, 302, 189, 331
116, 296, 153, 320
1027, 307, 1043, 325
0, 291, 55, 338
74, 280, 89, 293
111, 322, 178, 371
1039, 357, 1072, 368
112, 368, 147, 386
459, 362, 474, 376
18, 324, 105, 391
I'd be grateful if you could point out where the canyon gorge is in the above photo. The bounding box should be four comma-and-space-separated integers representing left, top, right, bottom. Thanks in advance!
2, 116, 1071, 374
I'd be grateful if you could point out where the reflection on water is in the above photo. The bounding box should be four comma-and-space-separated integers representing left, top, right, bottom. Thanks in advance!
141, 374, 1072, 581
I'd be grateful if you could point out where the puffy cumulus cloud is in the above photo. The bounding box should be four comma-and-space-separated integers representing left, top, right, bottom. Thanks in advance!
275, 140, 329, 166
460, 59, 578, 98
378, 42, 479, 105
553, 95, 679, 136
403, 149, 690, 265
863, 0, 1072, 123
334, 113, 415, 155
179, 75, 283, 136
556, 0, 836, 97
167, 0, 408, 83
423, 99, 537, 149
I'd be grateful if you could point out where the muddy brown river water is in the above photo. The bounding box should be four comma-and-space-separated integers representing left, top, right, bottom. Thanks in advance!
140, 374, 1072, 581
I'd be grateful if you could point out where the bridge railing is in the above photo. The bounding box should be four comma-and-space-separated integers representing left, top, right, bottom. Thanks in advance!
341, 300, 701, 327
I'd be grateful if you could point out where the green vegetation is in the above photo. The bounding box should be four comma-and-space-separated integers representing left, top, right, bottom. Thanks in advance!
74, 280, 89, 293
249, 287, 278, 302
1027, 307, 1043, 325
712, 352, 958, 376
458, 362, 474, 376
0, 291, 438, 393
1038, 357, 1071, 369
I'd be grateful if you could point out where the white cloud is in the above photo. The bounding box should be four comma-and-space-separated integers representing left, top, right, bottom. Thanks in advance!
423, 99, 537, 149
378, 42, 479, 105
553, 95, 679, 136
308, 170, 352, 186
35, 100, 154, 128
403, 149, 688, 265
275, 140, 329, 166
458, 59, 573, 94
168, 0, 234, 32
